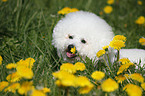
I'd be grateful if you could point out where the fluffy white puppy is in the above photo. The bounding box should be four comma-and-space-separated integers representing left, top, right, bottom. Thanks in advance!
52, 11, 145, 66
52, 11, 114, 61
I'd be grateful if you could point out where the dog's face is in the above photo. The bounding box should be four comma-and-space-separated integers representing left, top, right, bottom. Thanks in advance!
52, 11, 114, 61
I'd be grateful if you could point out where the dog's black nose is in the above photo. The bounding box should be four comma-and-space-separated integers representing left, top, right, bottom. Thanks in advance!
68, 44, 74, 51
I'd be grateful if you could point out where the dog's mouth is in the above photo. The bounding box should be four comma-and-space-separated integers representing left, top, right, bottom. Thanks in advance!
66, 52, 76, 58
66, 44, 77, 58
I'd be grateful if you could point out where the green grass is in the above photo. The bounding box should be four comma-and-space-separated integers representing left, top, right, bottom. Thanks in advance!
0, 0, 145, 96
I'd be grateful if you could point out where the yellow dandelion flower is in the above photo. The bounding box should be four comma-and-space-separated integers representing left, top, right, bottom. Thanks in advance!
6, 63, 17, 69
60, 63, 76, 73
41, 87, 51, 93
70, 8, 79, 13
53, 71, 76, 86
135, 16, 145, 25
101, 78, 118, 92
141, 82, 145, 90
17, 58, 35, 69
117, 62, 134, 75
55, 80, 62, 87
107, 0, 114, 4
115, 75, 126, 84
119, 58, 131, 64
60, 74, 76, 87
109, 40, 125, 50
113, 35, 126, 42
24, 57, 35, 68
6, 72, 21, 82
96, 50, 106, 57
138, 1, 142, 5
53, 71, 68, 79
58, 7, 71, 15
16, 66, 33, 79
103, 6, 113, 14
58, 7, 79, 15
91, 71, 105, 81
70, 46, 76, 54
102, 45, 109, 50
139, 37, 145, 46
129, 73, 144, 83
0, 81, 9, 91
30, 89, 46, 96
5, 83, 20, 93
75, 76, 92, 87
123, 84, 142, 96
124, 74, 129, 78
2, 0, 7, 2
78, 84, 94, 94
74, 62, 86, 71
16, 59, 24, 65
18, 81, 34, 95
0, 55, 3, 65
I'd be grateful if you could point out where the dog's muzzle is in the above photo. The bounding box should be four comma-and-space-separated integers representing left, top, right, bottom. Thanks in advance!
66, 44, 77, 58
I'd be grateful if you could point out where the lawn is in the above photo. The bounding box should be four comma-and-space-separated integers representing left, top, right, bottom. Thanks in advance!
0, 0, 145, 96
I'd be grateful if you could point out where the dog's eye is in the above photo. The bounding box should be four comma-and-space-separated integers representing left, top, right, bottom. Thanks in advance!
69, 35, 73, 39
81, 39, 86, 44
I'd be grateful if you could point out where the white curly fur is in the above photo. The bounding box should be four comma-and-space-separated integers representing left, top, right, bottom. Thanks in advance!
52, 11, 145, 66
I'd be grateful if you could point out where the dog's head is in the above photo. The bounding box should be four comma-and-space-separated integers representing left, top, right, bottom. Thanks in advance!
52, 11, 114, 61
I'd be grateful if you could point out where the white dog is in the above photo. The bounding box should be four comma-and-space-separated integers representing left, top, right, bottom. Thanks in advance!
52, 11, 145, 66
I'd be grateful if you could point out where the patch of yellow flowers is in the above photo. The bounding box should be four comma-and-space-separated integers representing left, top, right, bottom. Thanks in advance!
96, 35, 145, 96
91, 71, 119, 92
96, 35, 126, 58
0, 57, 50, 96
53, 62, 120, 94
103, 0, 114, 14
115, 58, 145, 96
52, 62, 94, 94
0, 34, 145, 96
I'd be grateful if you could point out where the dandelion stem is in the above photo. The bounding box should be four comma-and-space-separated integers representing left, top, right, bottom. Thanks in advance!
103, 57, 112, 74
59, 87, 61, 96
106, 53, 112, 68
117, 50, 120, 61
78, 54, 86, 63
64, 87, 69, 96
128, 69, 132, 74
124, 75, 131, 84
